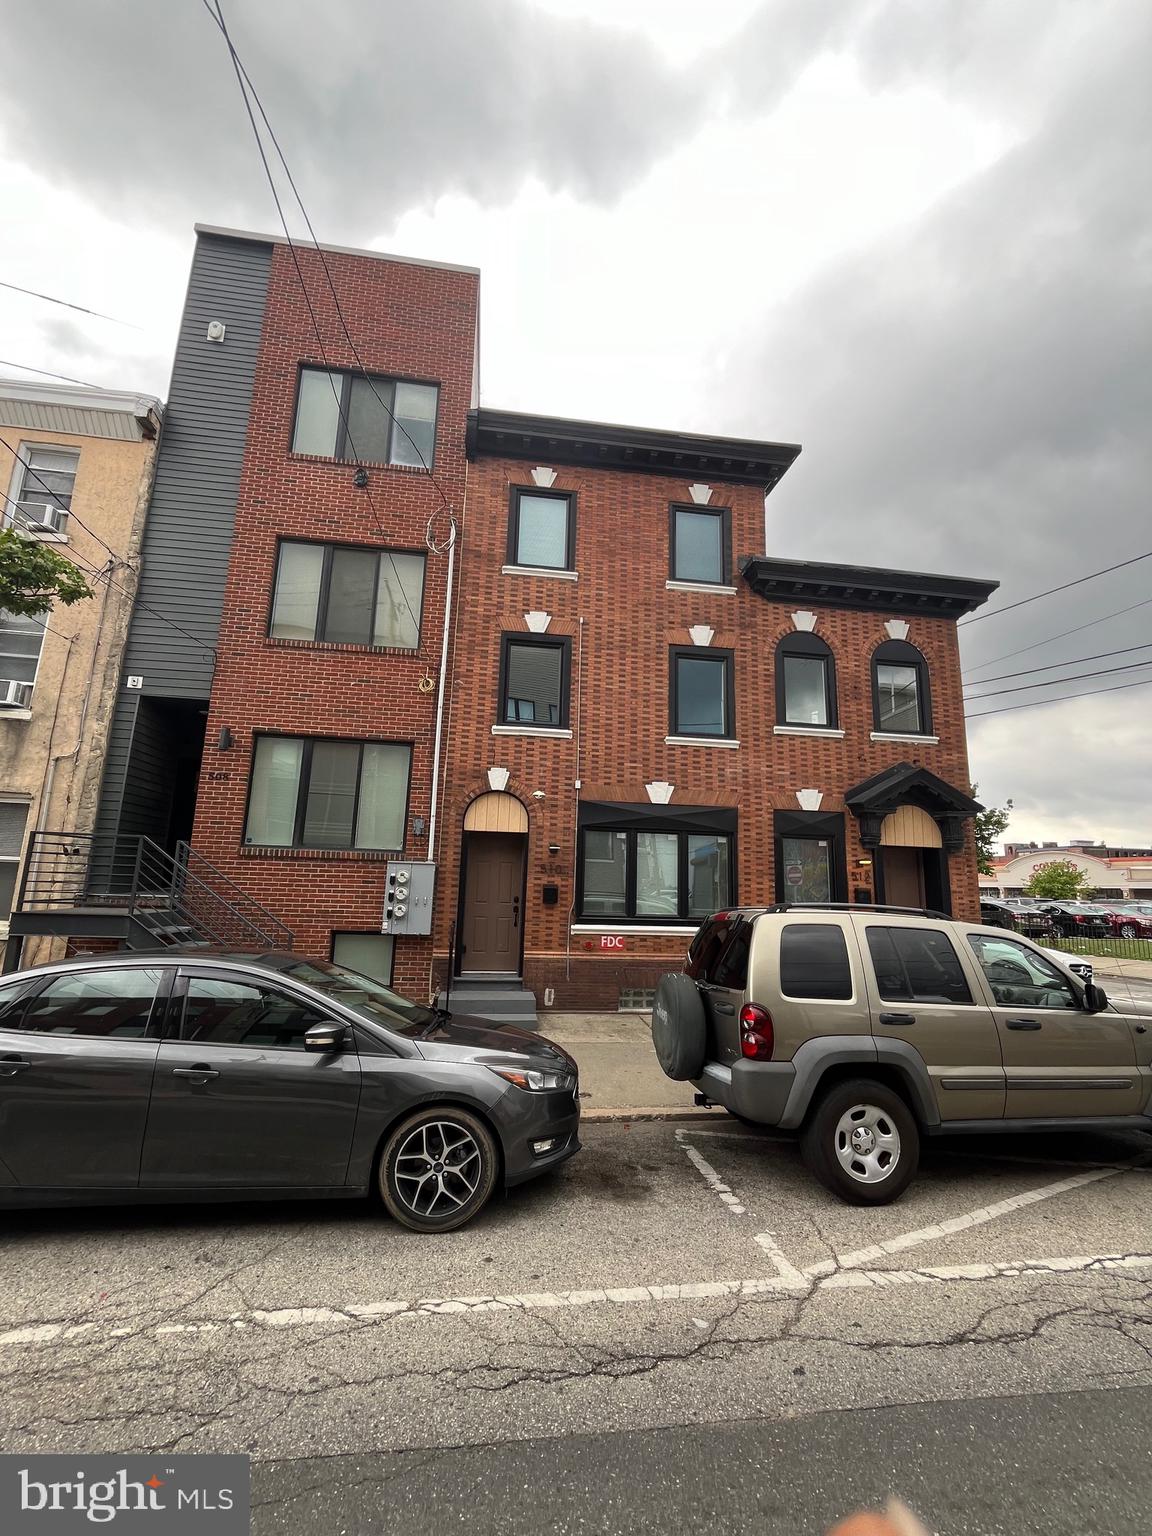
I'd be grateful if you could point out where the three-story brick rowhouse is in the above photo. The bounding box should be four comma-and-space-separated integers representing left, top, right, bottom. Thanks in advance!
433, 411, 997, 1017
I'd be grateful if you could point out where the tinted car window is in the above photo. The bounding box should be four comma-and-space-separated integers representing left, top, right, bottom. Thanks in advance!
866, 928, 973, 1004
712, 922, 752, 989
181, 977, 336, 1050
967, 934, 1079, 1010
21, 968, 163, 1038
779, 924, 853, 1000
686, 916, 738, 983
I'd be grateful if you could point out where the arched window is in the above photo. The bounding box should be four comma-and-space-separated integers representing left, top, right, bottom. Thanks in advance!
872, 640, 931, 735
775, 632, 837, 729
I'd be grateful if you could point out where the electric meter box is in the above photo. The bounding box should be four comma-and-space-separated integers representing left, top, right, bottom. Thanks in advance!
382, 861, 436, 936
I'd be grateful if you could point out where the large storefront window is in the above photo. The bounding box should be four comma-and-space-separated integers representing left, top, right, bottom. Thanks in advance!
578, 805, 736, 923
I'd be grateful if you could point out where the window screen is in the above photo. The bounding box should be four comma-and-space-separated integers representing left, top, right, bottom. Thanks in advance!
779, 924, 853, 1000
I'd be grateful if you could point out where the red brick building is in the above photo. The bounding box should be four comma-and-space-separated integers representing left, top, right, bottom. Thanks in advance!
434, 412, 995, 1016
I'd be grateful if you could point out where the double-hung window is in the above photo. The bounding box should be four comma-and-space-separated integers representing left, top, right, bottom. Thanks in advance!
270, 541, 425, 650
669, 505, 730, 585
499, 636, 570, 728
291, 367, 438, 468
7, 445, 78, 537
776, 633, 837, 728
0, 611, 45, 707
507, 489, 574, 572
0, 802, 29, 919
579, 812, 735, 922
670, 648, 734, 738
245, 737, 411, 851
872, 640, 931, 735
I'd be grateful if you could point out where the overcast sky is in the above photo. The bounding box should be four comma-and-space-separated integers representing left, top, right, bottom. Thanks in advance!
2, 0, 1148, 847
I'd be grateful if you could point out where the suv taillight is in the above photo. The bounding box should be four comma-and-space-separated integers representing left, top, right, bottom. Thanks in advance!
739, 1003, 774, 1061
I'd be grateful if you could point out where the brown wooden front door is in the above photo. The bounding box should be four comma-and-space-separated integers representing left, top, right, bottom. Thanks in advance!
460, 833, 525, 974
882, 847, 926, 908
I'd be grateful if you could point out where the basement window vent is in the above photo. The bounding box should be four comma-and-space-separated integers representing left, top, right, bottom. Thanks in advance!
619, 987, 656, 1013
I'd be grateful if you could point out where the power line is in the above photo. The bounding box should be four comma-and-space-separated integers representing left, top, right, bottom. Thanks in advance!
203, 0, 431, 650
962, 641, 1152, 687
0, 359, 101, 389
0, 430, 127, 566
964, 658, 1152, 701
0, 280, 139, 329
963, 595, 1152, 674
965, 676, 1152, 720
958, 550, 1152, 627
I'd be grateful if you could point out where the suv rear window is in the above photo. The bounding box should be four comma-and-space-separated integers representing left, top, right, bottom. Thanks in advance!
686, 915, 751, 990
779, 924, 853, 1000
866, 927, 973, 1004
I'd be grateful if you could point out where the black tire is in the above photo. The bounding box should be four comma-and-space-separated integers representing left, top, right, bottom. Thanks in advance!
801, 1078, 919, 1206
378, 1107, 499, 1233
651, 972, 708, 1080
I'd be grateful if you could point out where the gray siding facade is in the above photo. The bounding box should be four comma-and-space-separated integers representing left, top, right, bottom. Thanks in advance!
94, 232, 272, 850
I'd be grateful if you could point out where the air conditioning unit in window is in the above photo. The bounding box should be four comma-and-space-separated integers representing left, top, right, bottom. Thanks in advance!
13, 501, 67, 534
0, 680, 33, 708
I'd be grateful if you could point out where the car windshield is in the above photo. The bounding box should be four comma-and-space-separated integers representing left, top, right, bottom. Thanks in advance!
277, 959, 438, 1035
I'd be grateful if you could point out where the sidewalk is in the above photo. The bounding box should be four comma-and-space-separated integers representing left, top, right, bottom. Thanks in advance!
1088, 956, 1152, 983
540, 1012, 721, 1122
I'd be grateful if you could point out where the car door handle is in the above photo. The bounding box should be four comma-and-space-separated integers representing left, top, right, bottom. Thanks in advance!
878, 1012, 916, 1026
1005, 1018, 1042, 1030
0, 1054, 30, 1076
172, 1065, 220, 1079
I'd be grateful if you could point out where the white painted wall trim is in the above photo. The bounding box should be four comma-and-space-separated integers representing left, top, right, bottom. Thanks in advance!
773, 725, 846, 739
665, 580, 737, 595
491, 724, 573, 739
571, 924, 699, 936
664, 735, 740, 749
870, 731, 940, 744
502, 564, 578, 582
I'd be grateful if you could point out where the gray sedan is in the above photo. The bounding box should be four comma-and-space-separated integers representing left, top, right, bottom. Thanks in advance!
0, 951, 580, 1232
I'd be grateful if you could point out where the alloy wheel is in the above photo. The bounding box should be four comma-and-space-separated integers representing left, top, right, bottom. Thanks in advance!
393, 1120, 483, 1218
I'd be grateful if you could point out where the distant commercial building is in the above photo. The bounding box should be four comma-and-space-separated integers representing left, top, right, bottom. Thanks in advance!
981, 841, 1152, 899
0, 379, 162, 958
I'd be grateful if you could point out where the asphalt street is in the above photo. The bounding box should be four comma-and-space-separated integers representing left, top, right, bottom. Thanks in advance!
1, 1119, 1149, 1534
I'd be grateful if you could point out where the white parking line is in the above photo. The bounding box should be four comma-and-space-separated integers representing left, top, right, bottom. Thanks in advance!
2, 1253, 1149, 1349
675, 1129, 747, 1216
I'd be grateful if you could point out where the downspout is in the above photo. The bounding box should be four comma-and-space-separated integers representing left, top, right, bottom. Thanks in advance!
565, 615, 585, 982
426, 516, 457, 865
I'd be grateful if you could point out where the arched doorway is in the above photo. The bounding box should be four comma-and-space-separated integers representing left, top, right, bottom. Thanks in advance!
879, 805, 942, 909
458, 793, 528, 976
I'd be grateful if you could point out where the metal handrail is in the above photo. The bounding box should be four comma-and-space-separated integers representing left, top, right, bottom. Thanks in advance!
174, 841, 292, 949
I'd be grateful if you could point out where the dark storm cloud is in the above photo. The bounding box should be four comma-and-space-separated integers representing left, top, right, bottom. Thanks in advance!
0, 0, 708, 234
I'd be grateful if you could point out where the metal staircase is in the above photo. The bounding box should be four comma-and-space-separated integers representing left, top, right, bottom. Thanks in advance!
6, 831, 293, 964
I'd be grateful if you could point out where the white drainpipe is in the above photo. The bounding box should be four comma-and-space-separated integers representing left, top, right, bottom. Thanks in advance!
426, 517, 457, 862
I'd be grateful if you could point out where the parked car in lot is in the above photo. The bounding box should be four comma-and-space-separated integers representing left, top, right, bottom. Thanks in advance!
979, 899, 1053, 938
1042, 946, 1093, 981
1095, 902, 1152, 940
1039, 902, 1115, 938
0, 951, 579, 1231
653, 905, 1150, 1206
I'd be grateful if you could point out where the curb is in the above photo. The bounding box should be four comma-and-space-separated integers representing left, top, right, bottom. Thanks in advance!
580, 1106, 725, 1124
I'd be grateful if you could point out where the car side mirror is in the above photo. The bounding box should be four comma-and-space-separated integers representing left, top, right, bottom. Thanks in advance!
1083, 983, 1108, 1014
304, 1021, 349, 1052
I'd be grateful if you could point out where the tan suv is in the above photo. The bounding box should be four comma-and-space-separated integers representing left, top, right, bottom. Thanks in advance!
652, 904, 1152, 1204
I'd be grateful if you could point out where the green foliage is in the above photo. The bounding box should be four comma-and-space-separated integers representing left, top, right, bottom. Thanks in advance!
971, 784, 1012, 876
0, 528, 91, 617
1023, 859, 1094, 900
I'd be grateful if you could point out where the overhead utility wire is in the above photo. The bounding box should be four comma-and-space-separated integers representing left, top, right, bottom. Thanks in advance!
963, 658, 1152, 700
203, 0, 428, 647
958, 550, 1152, 626
0, 280, 139, 328
0, 429, 127, 565
963, 595, 1152, 674
965, 676, 1152, 720
962, 642, 1152, 687
0, 359, 101, 389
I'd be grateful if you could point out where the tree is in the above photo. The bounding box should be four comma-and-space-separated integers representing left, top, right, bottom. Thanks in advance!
971, 784, 1012, 876
0, 528, 91, 617
1023, 859, 1094, 900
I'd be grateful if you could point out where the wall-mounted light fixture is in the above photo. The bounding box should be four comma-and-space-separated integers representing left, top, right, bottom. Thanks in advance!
353, 466, 369, 488
412, 816, 427, 837
217, 726, 234, 751
856, 857, 873, 868
548, 843, 561, 855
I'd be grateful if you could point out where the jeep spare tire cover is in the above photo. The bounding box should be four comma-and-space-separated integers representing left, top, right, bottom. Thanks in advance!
652, 972, 708, 1080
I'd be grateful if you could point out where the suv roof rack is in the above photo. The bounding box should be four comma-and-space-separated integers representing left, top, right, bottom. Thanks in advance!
762, 901, 954, 921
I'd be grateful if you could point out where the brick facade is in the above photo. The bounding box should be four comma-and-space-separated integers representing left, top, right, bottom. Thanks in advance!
189, 242, 478, 998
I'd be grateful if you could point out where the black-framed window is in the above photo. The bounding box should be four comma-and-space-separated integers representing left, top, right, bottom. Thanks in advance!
670, 648, 734, 738
872, 639, 931, 735
776, 632, 837, 728
291, 366, 438, 468
773, 810, 848, 903
669, 505, 731, 585
579, 827, 733, 921
244, 736, 411, 850
270, 540, 426, 650
499, 635, 571, 727
507, 488, 575, 571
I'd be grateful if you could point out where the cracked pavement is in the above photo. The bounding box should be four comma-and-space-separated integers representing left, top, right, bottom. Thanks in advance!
1, 1120, 1150, 1532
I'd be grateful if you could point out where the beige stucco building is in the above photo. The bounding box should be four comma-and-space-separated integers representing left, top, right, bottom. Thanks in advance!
0, 379, 162, 949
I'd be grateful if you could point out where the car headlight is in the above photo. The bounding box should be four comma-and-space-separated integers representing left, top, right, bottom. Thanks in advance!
489, 1066, 574, 1092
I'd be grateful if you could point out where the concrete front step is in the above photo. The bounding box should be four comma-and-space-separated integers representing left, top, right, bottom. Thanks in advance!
436, 983, 538, 1029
